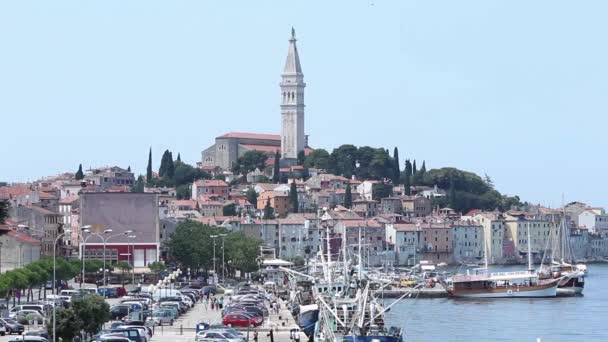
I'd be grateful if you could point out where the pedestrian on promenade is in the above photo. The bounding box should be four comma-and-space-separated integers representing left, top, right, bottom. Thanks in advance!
211, 298, 215, 310
267, 329, 274, 342
253, 329, 258, 342
218, 297, 223, 310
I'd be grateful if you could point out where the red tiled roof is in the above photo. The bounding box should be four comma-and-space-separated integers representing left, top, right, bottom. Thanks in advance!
195, 180, 228, 187
59, 195, 79, 205
304, 147, 313, 156
7, 230, 41, 244
172, 200, 197, 207
0, 186, 31, 198
38, 191, 57, 199
107, 186, 130, 192
338, 220, 383, 228
200, 200, 224, 206
218, 132, 281, 141
240, 144, 280, 153
394, 223, 417, 232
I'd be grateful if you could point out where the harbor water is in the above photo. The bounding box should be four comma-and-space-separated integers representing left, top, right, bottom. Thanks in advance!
384, 264, 608, 341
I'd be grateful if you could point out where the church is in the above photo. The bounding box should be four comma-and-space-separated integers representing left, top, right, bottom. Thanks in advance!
200, 28, 310, 170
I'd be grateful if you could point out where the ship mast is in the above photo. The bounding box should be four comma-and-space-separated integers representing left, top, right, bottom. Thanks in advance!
527, 221, 534, 273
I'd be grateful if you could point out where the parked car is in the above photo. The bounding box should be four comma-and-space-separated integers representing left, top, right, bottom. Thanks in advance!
222, 313, 263, 328
195, 330, 242, 342
110, 305, 131, 320
0, 319, 24, 335
8, 335, 48, 342
97, 288, 118, 298
95, 336, 131, 342
149, 310, 174, 326
0, 321, 6, 336
25, 330, 49, 339
202, 286, 217, 295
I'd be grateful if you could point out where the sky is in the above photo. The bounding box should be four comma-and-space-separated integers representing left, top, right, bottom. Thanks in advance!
1, 1, 606, 208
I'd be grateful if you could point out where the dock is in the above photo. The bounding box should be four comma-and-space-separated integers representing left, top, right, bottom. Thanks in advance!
375, 285, 449, 298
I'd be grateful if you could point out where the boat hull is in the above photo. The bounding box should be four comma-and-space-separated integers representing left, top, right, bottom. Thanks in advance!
343, 335, 403, 342
448, 282, 559, 298
298, 307, 319, 338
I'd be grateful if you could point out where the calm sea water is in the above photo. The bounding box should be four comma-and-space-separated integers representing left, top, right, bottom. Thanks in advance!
384, 264, 608, 342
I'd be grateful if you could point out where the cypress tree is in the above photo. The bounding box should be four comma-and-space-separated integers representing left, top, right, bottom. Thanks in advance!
146, 148, 153, 185
177, 153, 181, 163
344, 183, 353, 208
403, 160, 412, 195
127, 166, 131, 172
167, 152, 175, 178
392, 147, 400, 185
448, 177, 457, 209
75, 164, 84, 180
289, 181, 299, 213
272, 150, 281, 183
412, 160, 417, 175
159, 150, 171, 177
263, 198, 274, 219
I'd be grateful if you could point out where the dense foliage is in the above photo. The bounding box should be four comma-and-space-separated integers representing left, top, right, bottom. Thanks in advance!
75, 164, 84, 180
232, 151, 268, 176
303, 148, 330, 170
326, 145, 396, 180
167, 221, 261, 274
0, 200, 9, 224
48, 295, 110, 340
419, 167, 522, 212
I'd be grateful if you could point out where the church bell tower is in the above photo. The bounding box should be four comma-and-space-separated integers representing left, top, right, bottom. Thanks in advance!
280, 27, 306, 162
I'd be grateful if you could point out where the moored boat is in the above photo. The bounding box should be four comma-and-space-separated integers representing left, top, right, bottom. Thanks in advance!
444, 270, 561, 298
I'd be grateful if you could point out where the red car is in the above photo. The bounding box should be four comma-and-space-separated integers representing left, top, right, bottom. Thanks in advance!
222, 313, 263, 327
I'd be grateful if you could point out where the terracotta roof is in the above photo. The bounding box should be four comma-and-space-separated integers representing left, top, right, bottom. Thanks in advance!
172, 200, 197, 207
59, 195, 79, 205
195, 179, 229, 187
393, 223, 418, 232
338, 220, 382, 228
7, 230, 41, 244
200, 200, 224, 206
0, 186, 31, 198
304, 147, 313, 156
259, 191, 288, 199
37, 191, 57, 199
107, 186, 130, 192
240, 144, 280, 153
218, 132, 281, 141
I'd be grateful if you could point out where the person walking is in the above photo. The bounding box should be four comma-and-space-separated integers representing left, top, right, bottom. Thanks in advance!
253, 329, 258, 342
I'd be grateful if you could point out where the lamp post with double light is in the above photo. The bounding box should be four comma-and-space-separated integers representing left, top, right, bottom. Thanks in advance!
128, 234, 136, 285
76, 225, 92, 288
53, 229, 73, 342
210, 235, 218, 280
218, 233, 227, 283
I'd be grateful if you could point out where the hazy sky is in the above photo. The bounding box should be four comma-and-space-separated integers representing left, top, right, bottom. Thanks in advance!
1, 1, 606, 208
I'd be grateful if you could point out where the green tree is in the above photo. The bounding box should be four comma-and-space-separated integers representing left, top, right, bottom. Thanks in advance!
297, 150, 306, 165
75, 164, 84, 180
131, 175, 145, 193
114, 261, 131, 273
223, 203, 237, 216
127, 166, 131, 172
0, 200, 9, 224
289, 182, 299, 213
272, 150, 281, 183
176, 184, 191, 200
173, 161, 210, 186
328, 144, 358, 178
263, 198, 274, 219
159, 150, 174, 178
304, 149, 330, 170
344, 184, 352, 209
402, 160, 412, 195
71, 295, 110, 336
48, 308, 82, 341
412, 160, 417, 176
224, 232, 261, 273
246, 188, 258, 209
232, 151, 268, 176
146, 147, 153, 185
392, 147, 400, 184
148, 261, 166, 275
372, 182, 393, 201
177, 153, 181, 162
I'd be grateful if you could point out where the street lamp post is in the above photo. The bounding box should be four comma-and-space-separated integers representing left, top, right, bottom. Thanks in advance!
101, 230, 133, 288
53, 230, 72, 342
128, 234, 136, 285
78, 226, 92, 288
210, 235, 218, 280
219, 233, 227, 283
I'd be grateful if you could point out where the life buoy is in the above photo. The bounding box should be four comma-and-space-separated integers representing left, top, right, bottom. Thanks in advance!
507, 289, 513, 295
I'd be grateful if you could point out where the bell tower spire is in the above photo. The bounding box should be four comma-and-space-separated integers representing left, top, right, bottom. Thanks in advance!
280, 27, 306, 162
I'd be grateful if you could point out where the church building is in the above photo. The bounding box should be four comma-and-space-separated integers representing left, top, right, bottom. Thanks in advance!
201, 29, 309, 170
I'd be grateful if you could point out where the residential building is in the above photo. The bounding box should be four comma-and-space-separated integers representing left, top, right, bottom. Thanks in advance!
84, 166, 134, 190
381, 197, 402, 215
14, 205, 64, 257
420, 223, 454, 264
336, 220, 387, 266
386, 223, 420, 266
305, 174, 349, 191
401, 196, 432, 217
356, 180, 380, 201
257, 191, 289, 218
192, 180, 229, 200
0, 220, 41, 271
452, 221, 484, 264
578, 208, 608, 234
352, 199, 378, 217
199, 200, 224, 217
474, 212, 506, 264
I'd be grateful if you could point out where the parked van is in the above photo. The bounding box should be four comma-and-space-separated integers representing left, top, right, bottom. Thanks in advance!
8, 305, 45, 315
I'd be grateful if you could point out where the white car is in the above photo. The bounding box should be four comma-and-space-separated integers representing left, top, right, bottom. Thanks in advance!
195, 331, 242, 342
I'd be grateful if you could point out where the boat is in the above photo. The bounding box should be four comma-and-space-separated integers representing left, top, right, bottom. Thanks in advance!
442, 221, 561, 298
538, 208, 586, 295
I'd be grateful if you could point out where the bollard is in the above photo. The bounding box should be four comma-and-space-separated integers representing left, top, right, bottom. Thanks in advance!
161, 324, 164, 335
180, 324, 183, 335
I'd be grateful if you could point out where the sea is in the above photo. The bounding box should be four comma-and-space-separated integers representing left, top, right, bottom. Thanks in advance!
384, 263, 608, 342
